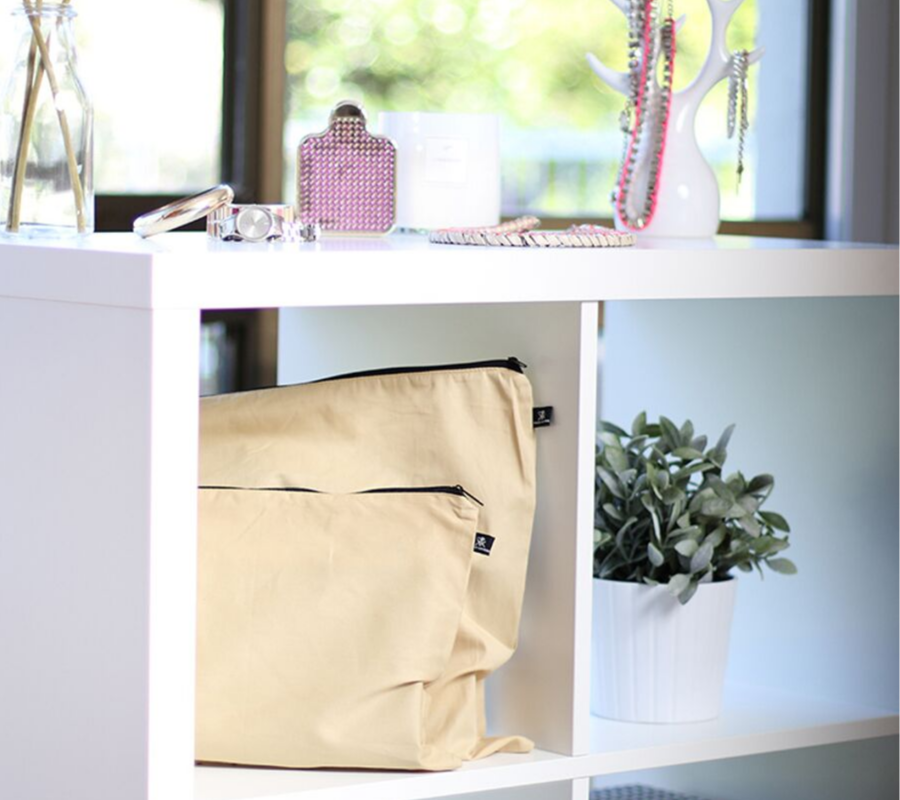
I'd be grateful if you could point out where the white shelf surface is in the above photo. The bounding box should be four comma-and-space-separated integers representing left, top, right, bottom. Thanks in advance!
0, 232, 896, 310
194, 749, 573, 800
194, 684, 898, 800
585, 683, 898, 775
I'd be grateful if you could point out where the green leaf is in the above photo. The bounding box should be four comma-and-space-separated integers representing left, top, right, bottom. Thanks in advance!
605, 446, 629, 473
644, 423, 662, 437
598, 431, 622, 448
727, 503, 748, 518
690, 541, 714, 573
660, 416, 682, 449
602, 502, 624, 521
680, 419, 694, 444
627, 435, 648, 453
689, 487, 716, 514
766, 557, 798, 575
615, 524, 631, 553
726, 472, 746, 494
672, 525, 703, 540
677, 579, 699, 605
646, 460, 658, 491
647, 542, 664, 567
677, 512, 692, 529
737, 561, 753, 572
672, 447, 705, 460
600, 420, 629, 437
674, 462, 716, 481
706, 447, 727, 468
705, 526, 727, 549
675, 539, 699, 557
662, 486, 685, 505
667, 573, 691, 597
748, 474, 775, 494
655, 470, 670, 492
706, 476, 735, 500
631, 411, 647, 437
716, 423, 736, 453
667, 497, 685, 528
738, 514, 762, 537
750, 535, 778, 555
738, 495, 761, 515
642, 576, 660, 586
594, 529, 613, 547
649, 505, 661, 543
701, 497, 732, 518
759, 511, 791, 532
690, 435, 708, 452
619, 468, 637, 486
597, 466, 625, 499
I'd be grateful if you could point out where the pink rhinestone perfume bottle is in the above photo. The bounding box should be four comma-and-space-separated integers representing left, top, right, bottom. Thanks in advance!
297, 101, 397, 235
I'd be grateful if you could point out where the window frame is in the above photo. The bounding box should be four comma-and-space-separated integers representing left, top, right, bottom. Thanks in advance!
93, 0, 830, 391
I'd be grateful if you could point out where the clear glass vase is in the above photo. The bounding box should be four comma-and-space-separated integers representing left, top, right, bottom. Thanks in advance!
0, 2, 93, 238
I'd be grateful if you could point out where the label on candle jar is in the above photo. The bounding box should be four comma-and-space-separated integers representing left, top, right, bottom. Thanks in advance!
425, 137, 469, 184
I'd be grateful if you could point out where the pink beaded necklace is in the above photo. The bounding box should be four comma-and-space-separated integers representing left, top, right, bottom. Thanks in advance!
615, 0, 676, 232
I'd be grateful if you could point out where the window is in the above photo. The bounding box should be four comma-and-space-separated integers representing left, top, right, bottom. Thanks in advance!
280, 0, 818, 227
0, 0, 225, 197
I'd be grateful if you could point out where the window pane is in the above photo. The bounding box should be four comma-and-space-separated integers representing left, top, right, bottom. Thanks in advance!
282, 0, 808, 222
0, 0, 224, 194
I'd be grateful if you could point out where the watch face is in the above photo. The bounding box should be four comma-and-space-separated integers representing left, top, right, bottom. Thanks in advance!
236, 207, 275, 242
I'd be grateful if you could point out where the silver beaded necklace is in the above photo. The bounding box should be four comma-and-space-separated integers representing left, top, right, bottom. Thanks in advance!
727, 49, 750, 189
613, 0, 676, 231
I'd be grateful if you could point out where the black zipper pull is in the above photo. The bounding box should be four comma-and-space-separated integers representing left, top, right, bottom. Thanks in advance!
508, 356, 528, 371
455, 485, 484, 507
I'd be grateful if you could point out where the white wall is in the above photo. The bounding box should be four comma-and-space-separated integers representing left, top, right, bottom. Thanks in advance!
600, 297, 899, 710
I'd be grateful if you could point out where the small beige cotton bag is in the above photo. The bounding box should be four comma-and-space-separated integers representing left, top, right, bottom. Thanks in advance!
199, 358, 537, 765
196, 487, 480, 771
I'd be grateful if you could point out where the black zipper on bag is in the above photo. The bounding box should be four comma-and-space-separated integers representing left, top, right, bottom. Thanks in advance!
198, 484, 484, 506
199, 485, 322, 493
359, 485, 484, 507
204, 358, 526, 398
311, 357, 526, 384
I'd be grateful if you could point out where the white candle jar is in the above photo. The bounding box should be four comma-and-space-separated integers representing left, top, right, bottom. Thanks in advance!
378, 112, 500, 231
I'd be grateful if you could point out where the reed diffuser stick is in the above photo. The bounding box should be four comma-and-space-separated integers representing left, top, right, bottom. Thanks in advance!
11, 0, 87, 233
6, 1, 42, 232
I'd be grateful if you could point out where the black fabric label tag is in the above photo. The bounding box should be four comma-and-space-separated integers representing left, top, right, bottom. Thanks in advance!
533, 406, 553, 428
474, 533, 495, 556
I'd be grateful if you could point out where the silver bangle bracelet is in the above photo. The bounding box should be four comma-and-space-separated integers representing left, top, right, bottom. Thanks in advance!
133, 184, 235, 238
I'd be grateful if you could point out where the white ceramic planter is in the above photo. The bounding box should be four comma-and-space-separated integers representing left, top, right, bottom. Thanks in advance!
591, 577, 737, 723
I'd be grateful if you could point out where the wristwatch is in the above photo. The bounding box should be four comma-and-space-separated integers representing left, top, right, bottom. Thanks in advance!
208, 204, 301, 243
133, 186, 320, 243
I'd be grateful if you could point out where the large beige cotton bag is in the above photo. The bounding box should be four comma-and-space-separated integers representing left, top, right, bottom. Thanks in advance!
199, 359, 537, 762
196, 487, 479, 770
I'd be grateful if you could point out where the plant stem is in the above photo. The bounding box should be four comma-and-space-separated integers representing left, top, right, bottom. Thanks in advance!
23, 0, 88, 233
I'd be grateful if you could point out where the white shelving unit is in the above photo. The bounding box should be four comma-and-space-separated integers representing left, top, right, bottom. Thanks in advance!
0, 233, 896, 800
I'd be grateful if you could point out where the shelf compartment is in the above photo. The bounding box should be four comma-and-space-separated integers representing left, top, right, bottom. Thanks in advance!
194, 684, 898, 800
586, 683, 898, 776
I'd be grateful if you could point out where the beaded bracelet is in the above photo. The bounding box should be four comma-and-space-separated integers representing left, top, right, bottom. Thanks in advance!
429, 217, 637, 248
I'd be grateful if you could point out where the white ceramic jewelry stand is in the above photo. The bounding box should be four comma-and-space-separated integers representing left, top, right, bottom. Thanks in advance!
589, 0, 763, 238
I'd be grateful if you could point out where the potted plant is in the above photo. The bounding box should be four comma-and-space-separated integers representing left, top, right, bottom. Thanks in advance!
592, 412, 795, 723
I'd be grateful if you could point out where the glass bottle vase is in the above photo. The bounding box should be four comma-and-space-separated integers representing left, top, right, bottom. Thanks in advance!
0, 2, 94, 238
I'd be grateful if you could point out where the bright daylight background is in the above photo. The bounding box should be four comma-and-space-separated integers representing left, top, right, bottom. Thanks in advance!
0, 0, 808, 220
0, 0, 223, 194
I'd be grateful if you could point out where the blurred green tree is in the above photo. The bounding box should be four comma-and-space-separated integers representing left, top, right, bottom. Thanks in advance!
285, 0, 760, 218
